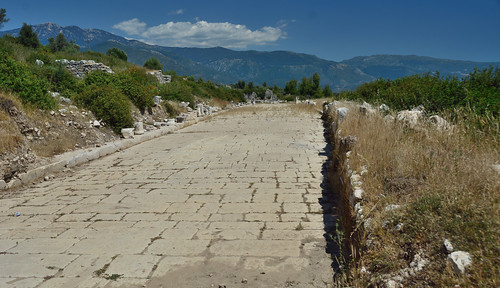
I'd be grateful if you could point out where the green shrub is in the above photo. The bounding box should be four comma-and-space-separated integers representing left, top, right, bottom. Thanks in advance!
338, 69, 499, 117
84, 70, 116, 86
106, 48, 128, 61
158, 81, 195, 108
162, 101, 180, 117
0, 52, 55, 109
26, 49, 54, 65
76, 85, 133, 133
115, 68, 155, 113
38, 63, 81, 94
143, 57, 163, 71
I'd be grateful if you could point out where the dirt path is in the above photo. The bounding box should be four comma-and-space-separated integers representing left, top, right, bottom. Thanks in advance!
0, 104, 335, 287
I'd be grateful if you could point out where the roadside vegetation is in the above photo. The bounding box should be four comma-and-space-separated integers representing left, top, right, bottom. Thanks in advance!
326, 70, 499, 287
0, 23, 245, 134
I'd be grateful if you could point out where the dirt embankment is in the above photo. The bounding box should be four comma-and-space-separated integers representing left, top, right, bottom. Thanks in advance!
0, 92, 174, 184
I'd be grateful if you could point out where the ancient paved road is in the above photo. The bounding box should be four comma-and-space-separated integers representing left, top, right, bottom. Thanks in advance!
0, 104, 335, 287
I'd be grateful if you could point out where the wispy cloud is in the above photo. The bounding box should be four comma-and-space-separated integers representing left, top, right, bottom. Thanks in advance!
277, 19, 296, 29
169, 9, 184, 15
112, 18, 285, 48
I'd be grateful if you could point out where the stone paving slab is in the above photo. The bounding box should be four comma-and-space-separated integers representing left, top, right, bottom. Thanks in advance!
0, 104, 335, 287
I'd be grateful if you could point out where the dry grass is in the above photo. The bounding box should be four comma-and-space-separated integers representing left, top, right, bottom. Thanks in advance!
0, 92, 24, 154
32, 134, 79, 157
207, 97, 230, 109
335, 101, 499, 286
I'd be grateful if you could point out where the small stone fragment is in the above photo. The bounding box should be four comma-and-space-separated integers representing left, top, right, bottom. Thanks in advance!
443, 239, 454, 253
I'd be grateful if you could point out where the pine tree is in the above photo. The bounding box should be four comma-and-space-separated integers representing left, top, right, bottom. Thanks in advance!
0, 8, 9, 29
18, 23, 41, 49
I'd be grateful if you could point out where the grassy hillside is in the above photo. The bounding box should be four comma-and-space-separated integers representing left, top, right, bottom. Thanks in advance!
0, 35, 244, 133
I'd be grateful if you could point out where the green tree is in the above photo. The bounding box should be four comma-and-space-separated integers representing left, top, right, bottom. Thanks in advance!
106, 47, 128, 61
247, 81, 254, 91
299, 77, 312, 96
47, 33, 79, 53
0, 8, 9, 29
143, 57, 163, 70
18, 23, 41, 49
312, 72, 323, 97
323, 85, 333, 97
235, 80, 246, 89
55, 33, 68, 51
284, 79, 298, 95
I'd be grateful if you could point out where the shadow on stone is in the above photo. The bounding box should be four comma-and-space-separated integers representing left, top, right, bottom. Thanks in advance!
319, 117, 342, 274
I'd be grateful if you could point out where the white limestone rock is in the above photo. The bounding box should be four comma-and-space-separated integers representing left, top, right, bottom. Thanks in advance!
379, 104, 390, 113
336, 107, 349, 124
429, 115, 450, 131
443, 239, 454, 253
448, 251, 472, 274
121, 128, 134, 139
397, 110, 423, 128
134, 122, 145, 135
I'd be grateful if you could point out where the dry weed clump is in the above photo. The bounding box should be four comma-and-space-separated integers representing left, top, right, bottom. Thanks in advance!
337, 102, 499, 286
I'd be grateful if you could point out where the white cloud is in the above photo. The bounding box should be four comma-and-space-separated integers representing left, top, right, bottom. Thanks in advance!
113, 18, 285, 48
112, 18, 147, 35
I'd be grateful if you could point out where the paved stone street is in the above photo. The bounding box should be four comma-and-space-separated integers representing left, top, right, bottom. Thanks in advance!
0, 104, 335, 287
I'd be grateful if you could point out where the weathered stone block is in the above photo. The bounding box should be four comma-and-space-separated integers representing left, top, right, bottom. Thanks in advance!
134, 122, 145, 135
121, 128, 135, 139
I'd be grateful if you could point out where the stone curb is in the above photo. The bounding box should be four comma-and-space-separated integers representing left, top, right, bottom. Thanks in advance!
1, 113, 215, 191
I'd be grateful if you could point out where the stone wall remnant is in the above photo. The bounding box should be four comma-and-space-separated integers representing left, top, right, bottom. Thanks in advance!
64, 60, 114, 79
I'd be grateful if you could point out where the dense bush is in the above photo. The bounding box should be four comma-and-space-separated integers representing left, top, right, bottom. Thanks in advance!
115, 68, 155, 113
106, 48, 128, 61
84, 70, 116, 86
75, 85, 133, 133
158, 81, 195, 108
143, 57, 163, 71
0, 52, 55, 109
38, 63, 82, 94
337, 67, 499, 117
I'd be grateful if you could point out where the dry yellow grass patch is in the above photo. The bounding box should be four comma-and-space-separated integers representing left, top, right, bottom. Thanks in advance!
333, 101, 499, 286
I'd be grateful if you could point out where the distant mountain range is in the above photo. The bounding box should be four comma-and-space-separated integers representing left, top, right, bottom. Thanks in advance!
2, 23, 498, 91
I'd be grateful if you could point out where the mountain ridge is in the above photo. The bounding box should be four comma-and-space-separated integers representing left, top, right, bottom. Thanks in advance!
1, 23, 498, 90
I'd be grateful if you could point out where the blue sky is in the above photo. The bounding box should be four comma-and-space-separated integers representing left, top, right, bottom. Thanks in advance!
2, 0, 499, 62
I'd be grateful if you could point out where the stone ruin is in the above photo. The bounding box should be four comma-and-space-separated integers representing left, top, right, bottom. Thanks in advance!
244, 92, 258, 104
264, 89, 278, 103
244, 89, 279, 104
147, 70, 172, 84
58, 59, 114, 79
